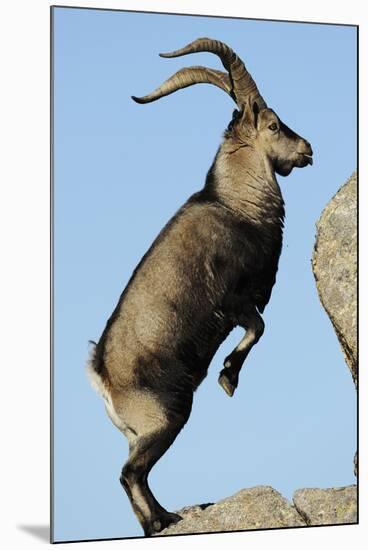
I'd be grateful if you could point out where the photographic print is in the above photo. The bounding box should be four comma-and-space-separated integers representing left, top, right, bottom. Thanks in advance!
51, 5, 357, 542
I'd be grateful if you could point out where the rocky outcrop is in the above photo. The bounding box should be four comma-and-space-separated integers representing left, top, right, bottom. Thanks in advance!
312, 172, 357, 387
312, 172, 358, 476
156, 485, 357, 536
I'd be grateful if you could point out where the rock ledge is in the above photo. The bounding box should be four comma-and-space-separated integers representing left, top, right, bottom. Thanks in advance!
155, 485, 357, 536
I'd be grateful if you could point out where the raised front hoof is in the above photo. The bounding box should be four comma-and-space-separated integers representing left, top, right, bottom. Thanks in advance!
145, 511, 183, 536
218, 369, 238, 397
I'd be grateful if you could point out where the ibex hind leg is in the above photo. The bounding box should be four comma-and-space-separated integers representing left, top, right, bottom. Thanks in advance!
121, 428, 183, 536
113, 389, 193, 536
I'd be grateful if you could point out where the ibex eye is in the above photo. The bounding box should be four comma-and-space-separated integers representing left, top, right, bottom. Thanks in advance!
269, 123, 278, 131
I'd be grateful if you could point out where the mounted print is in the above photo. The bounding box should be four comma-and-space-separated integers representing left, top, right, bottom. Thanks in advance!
51, 5, 358, 543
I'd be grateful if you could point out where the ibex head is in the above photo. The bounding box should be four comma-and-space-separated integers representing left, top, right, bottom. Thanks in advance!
132, 37, 313, 177
228, 102, 313, 176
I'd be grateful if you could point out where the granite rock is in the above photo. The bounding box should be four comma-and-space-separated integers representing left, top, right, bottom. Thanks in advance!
155, 484, 357, 536
312, 172, 357, 387
293, 485, 357, 526
156, 486, 306, 536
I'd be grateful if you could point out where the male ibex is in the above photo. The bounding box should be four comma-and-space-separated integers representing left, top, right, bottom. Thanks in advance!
87, 38, 313, 536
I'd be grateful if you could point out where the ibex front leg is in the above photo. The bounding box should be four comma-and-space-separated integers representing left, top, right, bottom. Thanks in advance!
218, 307, 264, 397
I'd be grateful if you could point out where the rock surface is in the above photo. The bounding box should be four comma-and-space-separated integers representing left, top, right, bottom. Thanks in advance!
155, 485, 356, 536
293, 486, 357, 526
312, 172, 357, 387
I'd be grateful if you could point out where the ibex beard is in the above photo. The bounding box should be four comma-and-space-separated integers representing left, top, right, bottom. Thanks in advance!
87, 37, 313, 536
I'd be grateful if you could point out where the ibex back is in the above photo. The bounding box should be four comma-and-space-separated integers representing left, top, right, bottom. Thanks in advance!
87, 37, 313, 536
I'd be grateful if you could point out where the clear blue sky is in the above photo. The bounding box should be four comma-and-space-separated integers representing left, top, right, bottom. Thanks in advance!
53, 7, 357, 542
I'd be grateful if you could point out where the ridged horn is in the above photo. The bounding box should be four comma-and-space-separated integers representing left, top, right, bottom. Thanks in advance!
132, 66, 234, 104
132, 37, 266, 110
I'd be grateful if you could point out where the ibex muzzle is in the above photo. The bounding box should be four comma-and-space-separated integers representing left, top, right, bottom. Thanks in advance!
88, 37, 313, 536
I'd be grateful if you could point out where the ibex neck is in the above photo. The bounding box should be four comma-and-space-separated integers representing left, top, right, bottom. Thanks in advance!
206, 141, 285, 226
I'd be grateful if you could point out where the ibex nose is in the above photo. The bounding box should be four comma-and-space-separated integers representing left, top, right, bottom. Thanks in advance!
298, 139, 313, 156
304, 140, 313, 156
298, 139, 313, 165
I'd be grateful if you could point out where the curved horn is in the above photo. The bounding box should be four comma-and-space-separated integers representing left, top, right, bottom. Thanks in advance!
132, 66, 234, 104
160, 37, 267, 110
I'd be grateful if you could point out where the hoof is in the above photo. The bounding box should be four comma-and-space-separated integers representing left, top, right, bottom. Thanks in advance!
218, 369, 237, 397
146, 512, 183, 536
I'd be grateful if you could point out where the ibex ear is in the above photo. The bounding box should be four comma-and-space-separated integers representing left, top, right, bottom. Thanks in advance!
241, 98, 259, 129
226, 109, 241, 132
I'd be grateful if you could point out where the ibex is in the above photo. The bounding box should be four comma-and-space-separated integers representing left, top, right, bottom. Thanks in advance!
87, 38, 313, 536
